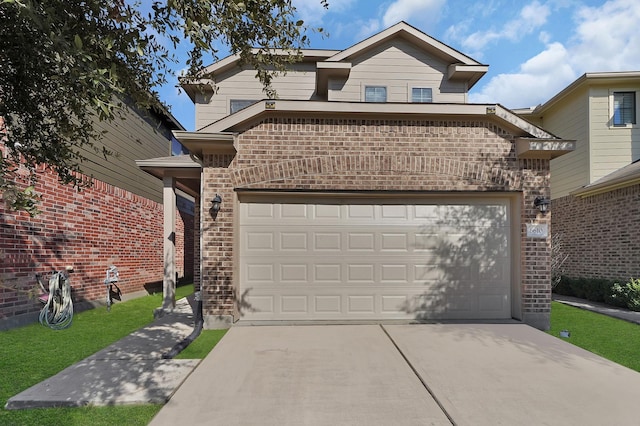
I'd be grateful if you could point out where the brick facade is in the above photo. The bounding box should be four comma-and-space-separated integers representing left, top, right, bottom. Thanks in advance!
201, 117, 552, 329
552, 185, 640, 281
0, 165, 194, 327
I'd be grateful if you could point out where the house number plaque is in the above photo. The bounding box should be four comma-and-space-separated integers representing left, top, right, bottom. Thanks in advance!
526, 223, 548, 239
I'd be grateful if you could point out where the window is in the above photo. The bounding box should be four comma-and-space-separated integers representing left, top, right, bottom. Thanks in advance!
230, 99, 258, 114
412, 87, 433, 103
613, 92, 636, 126
364, 86, 387, 102
171, 136, 189, 156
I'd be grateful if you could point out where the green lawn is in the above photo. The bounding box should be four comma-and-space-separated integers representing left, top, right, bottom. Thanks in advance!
0, 283, 225, 426
547, 301, 640, 372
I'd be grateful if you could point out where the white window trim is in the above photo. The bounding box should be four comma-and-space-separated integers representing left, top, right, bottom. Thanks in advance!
609, 89, 639, 129
408, 85, 434, 103
361, 83, 388, 103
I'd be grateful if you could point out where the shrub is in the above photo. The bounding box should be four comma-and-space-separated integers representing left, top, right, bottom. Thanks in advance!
553, 276, 616, 303
606, 278, 640, 311
553, 275, 573, 296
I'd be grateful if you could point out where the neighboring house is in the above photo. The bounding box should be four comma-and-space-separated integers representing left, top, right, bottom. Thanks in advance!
0, 103, 194, 329
142, 22, 573, 330
518, 72, 640, 282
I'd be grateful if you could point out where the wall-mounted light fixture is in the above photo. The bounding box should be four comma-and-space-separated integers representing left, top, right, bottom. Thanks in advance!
534, 196, 550, 214
210, 194, 222, 219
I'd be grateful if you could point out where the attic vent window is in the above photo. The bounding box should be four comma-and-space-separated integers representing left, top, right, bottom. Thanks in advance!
613, 92, 636, 126
364, 86, 387, 103
230, 99, 258, 114
412, 88, 433, 103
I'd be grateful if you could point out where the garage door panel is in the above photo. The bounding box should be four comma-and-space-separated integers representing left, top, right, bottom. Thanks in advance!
280, 232, 308, 250
281, 296, 307, 313
246, 232, 274, 251
348, 296, 375, 313
239, 200, 512, 321
348, 204, 375, 219
381, 233, 409, 251
280, 264, 308, 282
315, 295, 341, 313
281, 203, 308, 218
314, 264, 342, 282
245, 295, 275, 315
348, 233, 376, 251
246, 264, 274, 283
314, 233, 342, 251
348, 264, 375, 282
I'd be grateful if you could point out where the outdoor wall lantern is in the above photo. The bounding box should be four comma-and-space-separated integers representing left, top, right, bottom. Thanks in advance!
534, 196, 550, 214
210, 194, 222, 219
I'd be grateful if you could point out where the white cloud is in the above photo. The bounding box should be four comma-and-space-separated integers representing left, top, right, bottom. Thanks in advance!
470, 42, 573, 107
458, 1, 550, 51
382, 0, 446, 28
350, 0, 446, 41
293, 0, 355, 25
355, 18, 383, 40
471, 0, 640, 108
569, 0, 640, 71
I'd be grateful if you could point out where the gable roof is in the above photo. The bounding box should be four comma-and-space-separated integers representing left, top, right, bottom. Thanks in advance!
327, 21, 486, 75
322, 21, 488, 91
180, 49, 339, 102
181, 22, 489, 101
528, 71, 640, 115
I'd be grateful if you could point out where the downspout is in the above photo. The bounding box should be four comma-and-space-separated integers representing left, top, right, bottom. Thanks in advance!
162, 292, 204, 359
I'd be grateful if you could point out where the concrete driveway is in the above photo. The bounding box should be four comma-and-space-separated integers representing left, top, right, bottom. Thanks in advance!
150, 323, 640, 426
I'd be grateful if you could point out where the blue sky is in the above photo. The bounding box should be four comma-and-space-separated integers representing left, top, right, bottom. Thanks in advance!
158, 0, 640, 131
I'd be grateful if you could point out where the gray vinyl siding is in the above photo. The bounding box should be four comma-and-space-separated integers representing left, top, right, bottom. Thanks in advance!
590, 86, 640, 183
80, 106, 173, 203
327, 39, 466, 103
195, 62, 318, 129
547, 89, 590, 198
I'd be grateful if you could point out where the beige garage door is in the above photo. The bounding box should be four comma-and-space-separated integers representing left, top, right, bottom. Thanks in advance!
239, 198, 511, 321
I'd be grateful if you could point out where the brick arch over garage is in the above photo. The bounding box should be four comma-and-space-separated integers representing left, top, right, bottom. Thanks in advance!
231, 154, 524, 192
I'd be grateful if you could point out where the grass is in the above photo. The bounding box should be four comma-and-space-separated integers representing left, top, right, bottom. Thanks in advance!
547, 301, 640, 372
0, 283, 225, 426
175, 329, 227, 359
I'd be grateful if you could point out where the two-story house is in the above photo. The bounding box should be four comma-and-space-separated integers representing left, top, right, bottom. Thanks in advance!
519, 72, 640, 282
143, 22, 574, 330
0, 102, 194, 329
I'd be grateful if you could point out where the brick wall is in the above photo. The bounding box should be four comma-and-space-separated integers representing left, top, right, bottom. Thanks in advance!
201, 117, 552, 329
0, 165, 194, 325
552, 185, 640, 281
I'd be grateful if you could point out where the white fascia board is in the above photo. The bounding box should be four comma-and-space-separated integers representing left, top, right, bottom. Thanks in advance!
492, 105, 558, 139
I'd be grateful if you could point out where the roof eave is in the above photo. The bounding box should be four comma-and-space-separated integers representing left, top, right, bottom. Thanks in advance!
448, 64, 489, 90
515, 138, 576, 160
173, 130, 236, 158
181, 49, 342, 101
572, 177, 640, 198
135, 156, 202, 197
532, 71, 640, 115
200, 100, 563, 142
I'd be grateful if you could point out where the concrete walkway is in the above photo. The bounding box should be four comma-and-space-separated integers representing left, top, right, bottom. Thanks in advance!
553, 294, 640, 324
5, 297, 200, 409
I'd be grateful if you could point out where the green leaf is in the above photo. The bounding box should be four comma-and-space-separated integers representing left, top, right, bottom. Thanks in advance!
74, 34, 83, 49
